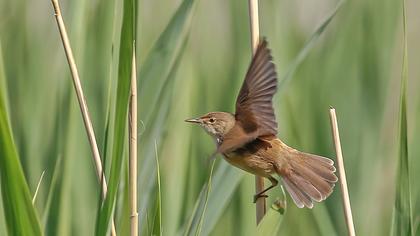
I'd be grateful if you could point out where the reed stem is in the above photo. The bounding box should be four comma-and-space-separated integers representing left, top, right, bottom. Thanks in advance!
329, 108, 356, 236
248, 0, 266, 225
50, 1, 116, 235
129, 48, 138, 236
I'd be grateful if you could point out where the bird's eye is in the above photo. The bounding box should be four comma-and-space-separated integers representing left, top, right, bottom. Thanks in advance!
209, 118, 215, 123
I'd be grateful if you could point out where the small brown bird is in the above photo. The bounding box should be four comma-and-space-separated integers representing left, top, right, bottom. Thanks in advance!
186, 39, 337, 208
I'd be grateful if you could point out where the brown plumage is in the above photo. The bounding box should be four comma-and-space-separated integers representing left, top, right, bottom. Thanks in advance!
186, 39, 337, 208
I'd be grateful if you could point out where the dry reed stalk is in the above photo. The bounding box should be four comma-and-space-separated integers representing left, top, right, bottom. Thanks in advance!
329, 108, 356, 236
248, 0, 266, 225
129, 48, 138, 236
50, 0, 116, 235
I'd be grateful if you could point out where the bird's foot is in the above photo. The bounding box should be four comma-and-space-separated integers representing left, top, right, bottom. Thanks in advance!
253, 194, 268, 203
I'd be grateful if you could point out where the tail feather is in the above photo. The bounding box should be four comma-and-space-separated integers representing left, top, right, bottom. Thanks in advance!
277, 151, 338, 208
282, 177, 313, 208
288, 171, 323, 202
307, 155, 337, 179
281, 178, 304, 208
306, 161, 337, 183
292, 160, 334, 198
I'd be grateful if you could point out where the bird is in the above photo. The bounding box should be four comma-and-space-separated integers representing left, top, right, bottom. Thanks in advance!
185, 39, 338, 208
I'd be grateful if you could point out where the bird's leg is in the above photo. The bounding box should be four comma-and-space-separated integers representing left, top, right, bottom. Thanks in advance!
253, 176, 278, 203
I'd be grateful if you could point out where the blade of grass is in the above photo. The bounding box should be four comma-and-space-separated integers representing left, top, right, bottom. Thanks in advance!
182, 160, 217, 236
256, 208, 283, 236
117, 165, 131, 236
182, 180, 206, 236
0, 44, 8, 115
139, 78, 176, 216
42, 154, 66, 235
0, 46, 42, 235
312, 205, 337, 235
135, 0, 195, 213
279, 0, 345, 89
182, 162, 243, 236
95, 0, 135, 233
256, 187, 286, 236
138, 0, 196, 126
42, 81, 73, 235
32, 170, 46, 204
0, 42, 7, 236
195, 159, 216, 236
137, 0, 196, 225
152, 141, 163, 236
391, 0, 413, 235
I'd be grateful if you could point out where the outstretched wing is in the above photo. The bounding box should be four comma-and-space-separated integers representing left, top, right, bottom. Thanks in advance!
219, 39, 278, 153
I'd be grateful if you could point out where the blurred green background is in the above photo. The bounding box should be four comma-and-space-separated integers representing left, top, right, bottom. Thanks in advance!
0, 0, 419, 235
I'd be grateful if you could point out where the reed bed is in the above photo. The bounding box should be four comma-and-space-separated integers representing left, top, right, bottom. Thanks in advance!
0, 0, 418, 235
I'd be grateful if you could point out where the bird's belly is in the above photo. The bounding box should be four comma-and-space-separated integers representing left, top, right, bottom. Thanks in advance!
223, 152, 275, 178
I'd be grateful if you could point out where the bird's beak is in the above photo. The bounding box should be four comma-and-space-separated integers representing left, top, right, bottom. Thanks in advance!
185, 117, 202, 124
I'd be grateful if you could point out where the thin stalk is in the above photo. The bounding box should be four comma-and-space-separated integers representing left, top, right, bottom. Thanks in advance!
195, 159, 216, 236
154, 140, 162, 235
248, 0, 266, 224
329, 108, 355, 236
50, 1, 116, 235
32, 170, 46, 204
129, 48, 138, 236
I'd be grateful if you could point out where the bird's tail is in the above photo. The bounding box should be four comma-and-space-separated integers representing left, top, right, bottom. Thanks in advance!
276, 150, 338, 208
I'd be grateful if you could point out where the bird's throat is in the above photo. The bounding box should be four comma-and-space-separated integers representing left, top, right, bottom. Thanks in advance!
216, 136, 223, 146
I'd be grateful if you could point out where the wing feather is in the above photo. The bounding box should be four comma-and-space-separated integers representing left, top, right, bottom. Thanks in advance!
219, 39, 278, 153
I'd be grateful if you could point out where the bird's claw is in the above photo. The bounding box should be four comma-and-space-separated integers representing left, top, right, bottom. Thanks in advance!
253, 194, 268, 203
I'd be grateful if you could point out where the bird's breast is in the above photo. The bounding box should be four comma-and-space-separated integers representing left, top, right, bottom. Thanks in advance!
222, 138, 291, 178
223, 151, 274, 178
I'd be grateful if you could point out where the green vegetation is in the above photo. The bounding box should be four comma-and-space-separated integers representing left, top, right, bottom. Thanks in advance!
0, 45, 42, 236
0, 0, 418, 235
391, 0, 413, 235
95, 0, 135, 234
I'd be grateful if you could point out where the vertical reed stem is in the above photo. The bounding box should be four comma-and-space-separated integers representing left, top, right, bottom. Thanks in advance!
248, 0, 266, 224
129, 48, 138, 236
329, 108, 356, 236
50, 1, 116, 235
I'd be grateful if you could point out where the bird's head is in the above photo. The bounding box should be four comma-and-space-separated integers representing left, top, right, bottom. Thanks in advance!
185, 112, 235, 142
